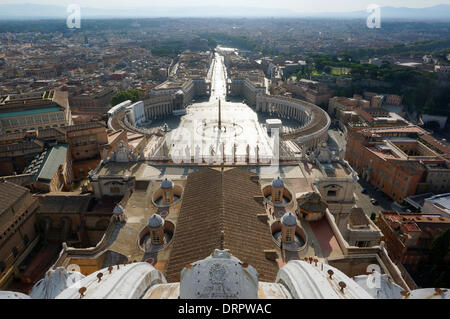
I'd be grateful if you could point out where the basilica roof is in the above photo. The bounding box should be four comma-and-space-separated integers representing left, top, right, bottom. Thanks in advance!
353, 272, 404, 299
276, 260, 373, 299
55, 262, 166, 299
165, 168, 278, 283
179, 249, 259, 299
0, 291, 31, 299
30, 267, 86, 299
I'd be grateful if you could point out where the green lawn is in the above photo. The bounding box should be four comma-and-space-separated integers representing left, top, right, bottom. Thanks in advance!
331, 67, 351, 75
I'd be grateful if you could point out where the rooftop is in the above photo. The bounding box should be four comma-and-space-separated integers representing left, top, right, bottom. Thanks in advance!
37, 193, 94, 214
37, 144, 68, 181
165, 168, 279, 283
425, 193, 450, 211
0, 180, 29, 216
349, 208, 370, 227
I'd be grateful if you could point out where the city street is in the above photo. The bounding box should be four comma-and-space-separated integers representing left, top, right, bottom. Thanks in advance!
354, 177, 395, 217
327, 125, 394, 217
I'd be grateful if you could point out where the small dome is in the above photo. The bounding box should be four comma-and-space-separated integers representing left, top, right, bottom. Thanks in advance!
175, 90, 184, 95
272, 177, 284, 188
147, 214, 164, 228
281, 212, 297, 227
161, 178, 174, 190
113, 204, 124, 214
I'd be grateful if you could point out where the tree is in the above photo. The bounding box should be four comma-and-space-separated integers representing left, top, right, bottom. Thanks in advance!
434, 269, 450, 288
429, 228, 450, 265
111, 89, 142, 106
206, 36, 218, 49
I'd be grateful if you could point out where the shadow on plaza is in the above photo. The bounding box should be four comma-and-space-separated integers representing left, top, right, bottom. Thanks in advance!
357, 177, 395, 212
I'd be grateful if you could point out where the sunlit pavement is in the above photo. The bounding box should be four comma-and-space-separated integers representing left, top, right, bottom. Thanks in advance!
165, 53, 276, 160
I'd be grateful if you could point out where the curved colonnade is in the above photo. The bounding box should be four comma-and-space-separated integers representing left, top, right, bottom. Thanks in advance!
256, 94, 331, 151
108, 92, 330, 152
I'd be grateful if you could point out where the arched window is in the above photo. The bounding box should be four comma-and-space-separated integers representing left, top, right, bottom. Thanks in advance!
285, 229, 293, 242
274, 190, 281, 202
151, 230, 161, 244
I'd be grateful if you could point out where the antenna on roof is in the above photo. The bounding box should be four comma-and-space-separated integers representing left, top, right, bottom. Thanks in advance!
327, 269, 334, 279
339, 281, 346, 293
78, 287, 86, 299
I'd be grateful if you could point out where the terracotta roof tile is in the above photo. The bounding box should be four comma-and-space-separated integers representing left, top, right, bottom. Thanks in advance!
165, 168, 278, 282
0, 181, 29, 215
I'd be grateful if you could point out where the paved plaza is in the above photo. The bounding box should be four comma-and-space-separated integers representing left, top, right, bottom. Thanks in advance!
140, 53, 296, 162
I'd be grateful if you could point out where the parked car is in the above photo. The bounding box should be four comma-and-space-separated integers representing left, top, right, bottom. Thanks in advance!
370, 198, 378, 205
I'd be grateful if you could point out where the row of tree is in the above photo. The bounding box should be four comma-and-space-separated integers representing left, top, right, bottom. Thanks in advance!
310, 54, 450, 117
110, 89, 142, 106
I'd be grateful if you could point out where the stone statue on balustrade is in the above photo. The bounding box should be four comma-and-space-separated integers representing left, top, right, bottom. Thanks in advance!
116, 141, 131, 163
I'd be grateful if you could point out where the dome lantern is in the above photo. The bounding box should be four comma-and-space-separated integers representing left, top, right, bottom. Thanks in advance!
147, 214, 165, 245
161, 178, 175, 204
271, 177, 284, 204
281, 212, 297, 244
113, 204, 126, 223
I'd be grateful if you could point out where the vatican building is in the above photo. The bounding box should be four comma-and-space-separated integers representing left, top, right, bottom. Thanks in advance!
0, 48, 448, 302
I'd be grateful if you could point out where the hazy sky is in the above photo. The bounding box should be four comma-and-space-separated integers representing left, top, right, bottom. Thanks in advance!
1, 0, 450, 12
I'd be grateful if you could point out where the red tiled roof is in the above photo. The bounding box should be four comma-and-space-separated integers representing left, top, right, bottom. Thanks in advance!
403, 221, 421, 232
419, 134, 450, 160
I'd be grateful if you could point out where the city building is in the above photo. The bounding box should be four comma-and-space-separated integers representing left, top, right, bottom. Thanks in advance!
0, 90, 72, 134
0, 181, 39, 289
422, 193, 450, 218
65, 122, 127, 180
377, 211, 450, 267
345, 126, 450, 203
286, 79, 332, 107
22, 144, 72, 193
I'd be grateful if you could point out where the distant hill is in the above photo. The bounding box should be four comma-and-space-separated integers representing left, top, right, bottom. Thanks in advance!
0, 3, 449, 20
303, 4, 450, 20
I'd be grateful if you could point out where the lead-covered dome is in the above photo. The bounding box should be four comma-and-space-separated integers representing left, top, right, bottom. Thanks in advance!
147, 214, 164, 228
281, 212, 297, 227
161, 178, 174, 190
113, 204, 124, 214
272, 177, 284, 188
